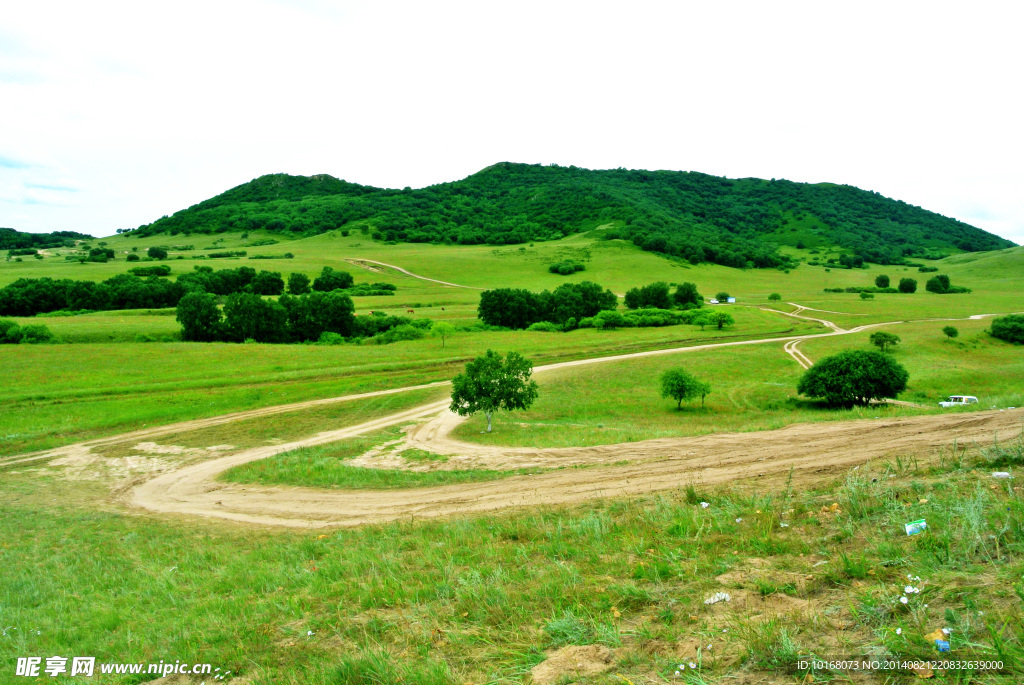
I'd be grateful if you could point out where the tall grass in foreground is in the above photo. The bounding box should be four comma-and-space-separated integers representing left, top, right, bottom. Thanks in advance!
1, 439, 1022, 683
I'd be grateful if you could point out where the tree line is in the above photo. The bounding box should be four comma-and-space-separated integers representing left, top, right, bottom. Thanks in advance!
0, 266, 393, 317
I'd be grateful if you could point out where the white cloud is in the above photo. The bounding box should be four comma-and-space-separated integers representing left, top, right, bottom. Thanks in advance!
1, 0, 1021, 244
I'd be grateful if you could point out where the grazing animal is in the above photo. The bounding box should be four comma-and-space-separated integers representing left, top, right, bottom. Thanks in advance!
407, 309, 414, 313
441, 307, 445, 311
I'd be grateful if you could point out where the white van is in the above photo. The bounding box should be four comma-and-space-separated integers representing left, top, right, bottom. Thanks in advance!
939, 395, 978, 408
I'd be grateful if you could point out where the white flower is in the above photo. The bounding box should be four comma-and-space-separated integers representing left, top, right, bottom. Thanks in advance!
942, 628, 951, 635
307, 630, 314, 637
674, 671, 680, 676
900, 596, 909, 604
896, 628, 902, 635
780, 522, 789, 527
678, 664, 685, 670
700, 502, 710, 509
689, 662, 697, 669
707, 643, 713, 650
735, 518, 743, 523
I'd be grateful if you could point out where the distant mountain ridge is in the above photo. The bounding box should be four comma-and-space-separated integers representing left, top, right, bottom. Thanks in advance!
131, 163, 1015, 268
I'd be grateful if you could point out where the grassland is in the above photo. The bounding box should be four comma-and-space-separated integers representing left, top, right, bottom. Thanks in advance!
2, 435, 1021, 683
3, 228, 1023, 684
219, 426, 543, 490
0, 306, 818, 457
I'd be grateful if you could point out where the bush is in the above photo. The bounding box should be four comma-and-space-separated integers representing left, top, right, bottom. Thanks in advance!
130, 264, 172, 277
317, 332, 345, 345
925, 274, 970, 294
898, 277, 918, 293
126, 253, 140, 262
19, 324, 55, 344
548, 260, 585, 275
797, 350, 909, 407
859, 291, 874, 300
0, 318, 23, 343
526, 321, 559, 332
874, 274, 890, 288
147, 246, 168, 260
990, 314, 1024, 344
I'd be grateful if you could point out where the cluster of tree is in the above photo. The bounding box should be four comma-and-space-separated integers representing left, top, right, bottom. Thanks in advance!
176, 266, 284, 296
130, 265, 172, 277
0, 228, 92, 250
797, 350, 909, 407
0, 319, 56, 344
176, 290, 421, 344
990, 314, 1024, 344
128, 165, 1013, 268
0, 275, 185, 316
548, 260, 586, 275
924, 274, 970, 294
824, 277, 918, 294
477, 282, 618, 329
624, 281, 702, 310
528, 306, 733, 332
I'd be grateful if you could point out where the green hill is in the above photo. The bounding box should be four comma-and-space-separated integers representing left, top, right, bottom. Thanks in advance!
1, 227, 93, 251
131, 163, 1014, 268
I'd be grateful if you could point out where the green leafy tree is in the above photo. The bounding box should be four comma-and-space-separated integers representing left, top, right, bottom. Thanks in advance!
0, 318, 23, 344
715, 291, 730, 302
126, 253, 140, 262
874, 274, 890, 288
942, 326, 959, 340
147, 246, 167, 260
449, 350, 539, 432
222, 292, 289, 343
673, 282, 703, 309
869, 331, 900, 352
175, 292, 222, 342
926, 274, 951, 293
797, 350, 909, 407
432, 321, 455, 348
478, 288, 542, 329
660, 368, 712, 409
990, 314, 1024, 344
624, 282, 671, 310
281, 290, 356, 342
311, 266, 354, 292
287, 272, 311, 295
898, 277, 917, 293
707, 311, 734, 330
768, 293, 781, 301
249, 271, 285, 296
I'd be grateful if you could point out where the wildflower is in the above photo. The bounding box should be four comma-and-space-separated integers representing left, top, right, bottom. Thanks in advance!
307, 630, 314, 637
689, 662, 697, 669
678, 664, 685, 670
735, 518, 743, 523
896, 628, 902, 635
904, 585, 920, 594
707, 643, 713, 650
900, 596, 909, 604
780, 522, 789, 528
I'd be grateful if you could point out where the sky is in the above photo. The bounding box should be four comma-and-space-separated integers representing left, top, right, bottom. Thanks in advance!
1, 0, 1021, 244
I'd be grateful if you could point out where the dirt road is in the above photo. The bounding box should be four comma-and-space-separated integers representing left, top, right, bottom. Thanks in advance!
9, 306, 1018, 528
345, 259, 485, 289
129, 407, 1024, 528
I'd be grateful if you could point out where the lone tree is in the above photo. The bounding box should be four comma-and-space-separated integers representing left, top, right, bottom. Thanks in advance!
768, 293, 782, 302
898, 277, 918, 293
450, 350, 539, 432
715, 291, 730, 302
797, 350, 909, 407
147, 246, 167, 260
661, 368, 712, 409
874, 274, 890, 288
869, 331, 900, 352
432, 321, 455, 348
942, 325, 959, 340
707, 311, 734, 330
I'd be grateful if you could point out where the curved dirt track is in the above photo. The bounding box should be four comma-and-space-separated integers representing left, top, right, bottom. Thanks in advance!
10, 306, 1016, 528
345, 258, 485, 289
130, 408, 1024, 528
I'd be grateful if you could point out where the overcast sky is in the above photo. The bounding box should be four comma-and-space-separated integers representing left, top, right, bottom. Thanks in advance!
2, 0, 1021, 244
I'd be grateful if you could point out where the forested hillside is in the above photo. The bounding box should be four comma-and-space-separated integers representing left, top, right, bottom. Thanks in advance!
131, 163, 1014, 268
1, 227, 93, 250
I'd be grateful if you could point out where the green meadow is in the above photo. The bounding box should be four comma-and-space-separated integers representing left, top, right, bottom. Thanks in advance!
2, 228, 1023, 683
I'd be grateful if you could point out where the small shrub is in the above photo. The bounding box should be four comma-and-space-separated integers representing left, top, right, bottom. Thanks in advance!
942, 325, 959, 339
768, 293, 781, 301
991, 314, 1024, 344
526, 321, 559, 332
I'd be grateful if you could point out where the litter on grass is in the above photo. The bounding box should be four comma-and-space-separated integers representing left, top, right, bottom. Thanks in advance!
905, 519, 928, 535
703, 592, 731, 605
992, 472, 1012, 479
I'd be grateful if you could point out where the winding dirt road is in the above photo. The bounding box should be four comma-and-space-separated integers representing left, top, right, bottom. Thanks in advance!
10, 308, 1019, 528
345, 259, 485, 289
